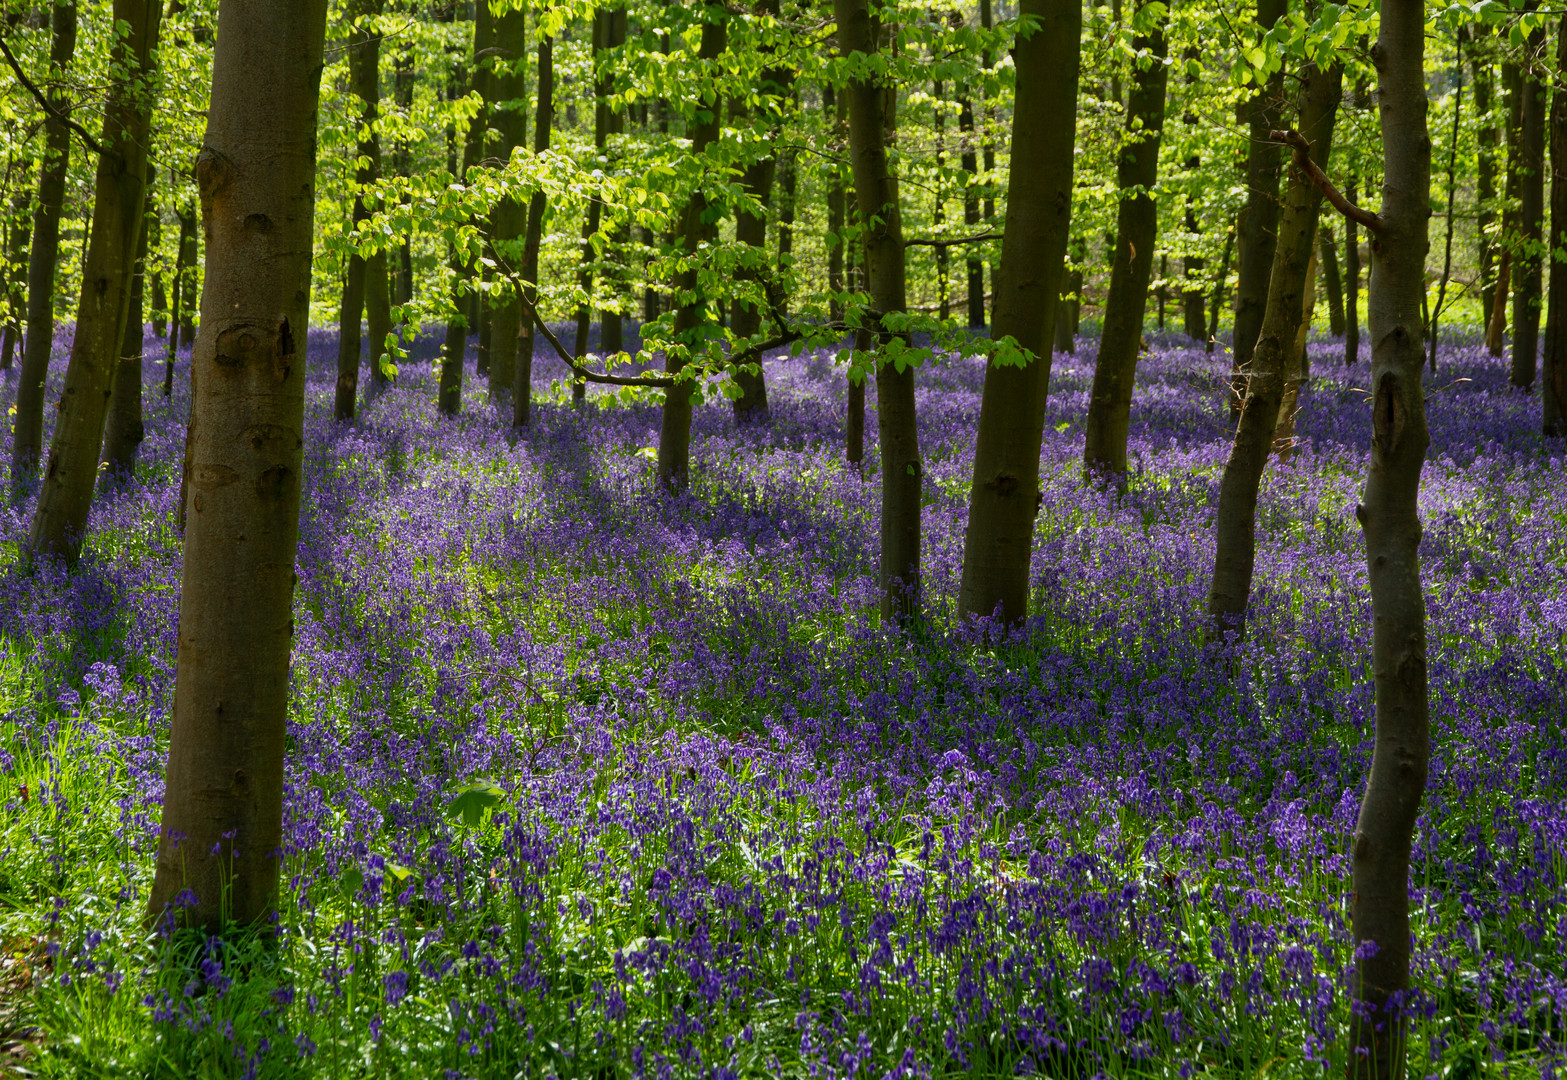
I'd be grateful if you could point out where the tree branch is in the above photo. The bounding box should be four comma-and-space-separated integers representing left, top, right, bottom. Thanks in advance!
905, 230, 1003, 248
516, 287, 681, 388
0, 33, 107, 159
1271, 128, 1382, 233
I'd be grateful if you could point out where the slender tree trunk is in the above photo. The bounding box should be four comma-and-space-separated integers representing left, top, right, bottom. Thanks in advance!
147, 187, 166, 338
836, 0, 919, 620
826, 86, 846, 326
26, 0, 161, 564
1487, 62, 1522, 358
1229, 0, 1289, 413
1275, 224, 1319, 456
1345, 178, 1361, 364
102, 184, 151, 481
1082, 1, 1168, 478
1206, 224, 1234, 355
176, 203, 197, 349
1055, 265, 1082, 354
440, 1, 492, 416
513, 34, 552, 429
1544, 19, 1567, 438
1429, 37, 1464, 372
957, 0, 1078, 624
1512, 36, 1545, 390
1183, 206, 1206, 341
776, 144, 797, 310
1319, 225, 1345, 335
148, 0, 329, 932
730, 0, 785, 423
1474, 51, 1496, 332
1349, 0, 1431, 1070
0, 184, 29, 371
596, 7, 626, 359
392, 41, 413, 308
487, 8, 527, 399
656, 18, 725, 490
9, 3, 76, 501
333, 0, 388, 421
1207, 62, 1341, 637
959, 92, 983, 327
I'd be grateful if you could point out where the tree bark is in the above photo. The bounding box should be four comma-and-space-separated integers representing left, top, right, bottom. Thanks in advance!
440, 2, 492, 416
26, 0, 162, 565
1474, 51, 1496, 332
1349, 2, 1431, 1070
1544, 19, 1567, 438
826, 85, 846, 326
1487, 62, 1522, 358
836, 0, 919, 620
956, 0, 1078, 624
0, 184, 29, 371
332, 0, 388, 421
1511, 35, 1545, 390
730, 0, 785, 424
1228, 0, 1289, 414
486, 8, 527, 398
1082, 0, 1168, 478
102, 186, 151, 481
1207, 63, 1341, 638
148, 0, 329, 932
959, 90, 983, 327
657, 18, 725, 490
1319, 224, 1345, 336
9, 2, 76, 501
1206, 223, 1234, 355
596, 7, 626, 359
512, 34, 552, 429
1345, 178, 1361, 365
176, 202, 197, 349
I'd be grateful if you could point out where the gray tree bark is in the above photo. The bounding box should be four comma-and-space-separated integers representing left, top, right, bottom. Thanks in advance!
1511, 35, 1545, 390
26, 0, 162, 564
1082, 0, 1168, 478
9, 2, 76, 502
1349, 1, 1431, 1070
148, 0, 329, 931
1228, 0, 1288, 414
957, 0, 1079, 624
1544, 19, 1567, 438
1206, 64, 1342, 638
835, 0, 920, 620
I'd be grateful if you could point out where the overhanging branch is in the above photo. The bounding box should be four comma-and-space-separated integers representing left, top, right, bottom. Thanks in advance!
1271, 128, 1382, 233
0, 34, 107, 159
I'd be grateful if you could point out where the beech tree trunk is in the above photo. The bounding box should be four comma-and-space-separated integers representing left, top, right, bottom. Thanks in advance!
1228, 0, 1288, 413
730, 0, 785, 423
826, 86, 846, 326
148, 0, 329, 931
1345, 178, 1361, 365
1486, 62, 1522, 359
1319, 225, 1345, 335
1082, 1, 1168, 478
1544, 19, 1567, 438
959, 90, 983, 327
176, 202, 197, 349
513, 35, 552, 429
836, 0, 919, 621
596, 8, 626, 358
0, 186, 28, 371
1206, 224, 1234, 355
332, 0, 389, 421
1349, 1, 1431, 1070
570, 5, 626, 406
1207, 63, 1341, 638
1511, 39, 1545, 390
102, 192, 150, 481
957, 0, 1078, 624
440, 1, 493, 416
486, 8, 527, 398
26, 0, 162, 565
1474, 54, 1496, 332
656, 18, 725, 490
9, 2, 76, 501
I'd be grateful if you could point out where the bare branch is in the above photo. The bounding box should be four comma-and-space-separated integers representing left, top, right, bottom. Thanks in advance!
904, 231, 1003, 249
1271, 128, 1383, 233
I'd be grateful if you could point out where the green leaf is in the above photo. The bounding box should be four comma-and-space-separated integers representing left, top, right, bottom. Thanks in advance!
447, 779, 506, 828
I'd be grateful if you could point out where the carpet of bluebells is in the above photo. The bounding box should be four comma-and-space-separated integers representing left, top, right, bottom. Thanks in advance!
1, 323, 1565, 1079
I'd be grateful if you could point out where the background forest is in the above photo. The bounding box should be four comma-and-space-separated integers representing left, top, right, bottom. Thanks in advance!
0, 0, 1565, 1077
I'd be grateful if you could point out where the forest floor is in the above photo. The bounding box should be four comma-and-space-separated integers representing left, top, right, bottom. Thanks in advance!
0, 325, 1564, 1078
